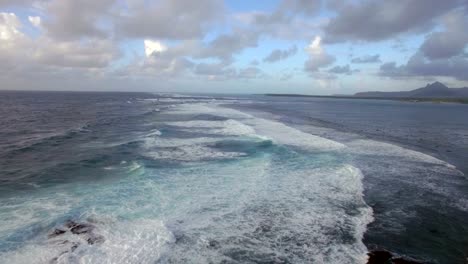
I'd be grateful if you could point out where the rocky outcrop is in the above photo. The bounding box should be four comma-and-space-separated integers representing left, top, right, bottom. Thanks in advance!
48, 220, 105, 263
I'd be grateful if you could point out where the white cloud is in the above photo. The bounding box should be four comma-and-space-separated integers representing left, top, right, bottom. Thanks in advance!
306, 36, 324, 55
144, 40, 167, 57
0, 12, 119, 72
304, 36, 336, 72
0, 12, 24, 40
28, 16, 41, 28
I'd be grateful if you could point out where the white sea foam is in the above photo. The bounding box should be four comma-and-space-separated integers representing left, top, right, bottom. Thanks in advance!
146, 129, 162, 137
145, 145, 245, 162
243, 117, 346, 151
157, 160, 373, 263
142, 137, 219, 148
346, 139, 455, 168
166, 103, 252, 119
167, 103, 345, 151
0, 218, 174, 264
169, 119, 256, 136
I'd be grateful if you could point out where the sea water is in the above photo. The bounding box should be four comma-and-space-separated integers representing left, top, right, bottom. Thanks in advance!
0, 91, 466, 263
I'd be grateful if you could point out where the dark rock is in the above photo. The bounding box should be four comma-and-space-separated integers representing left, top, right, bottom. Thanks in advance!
48, 229, 66, 238
65, 220, 95, 235
47, 219, 106, 264
87, 234, 105, 245
49, 220, 105, 246
208, 239, 220, 249
70, 242, 80, 252
70, 223, 94, 235
367, 250, 392, 264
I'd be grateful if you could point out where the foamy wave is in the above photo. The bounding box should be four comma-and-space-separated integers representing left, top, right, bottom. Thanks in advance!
143, 137, 219, 148
158, 162, 373, 263
146, 129, 162, 137
167, 103, 345, 152
145, 145, 245, 162
0, 218, 174, 264
166, 103, 252, 119
243, 117, 346, 151
169, 119, 256, 136
346, 139, 456, 167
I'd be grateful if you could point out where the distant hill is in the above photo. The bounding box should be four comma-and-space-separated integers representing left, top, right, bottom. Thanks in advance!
354, 82, 468, 98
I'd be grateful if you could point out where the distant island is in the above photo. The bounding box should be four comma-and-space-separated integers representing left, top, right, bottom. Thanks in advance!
266, 82, 468, 104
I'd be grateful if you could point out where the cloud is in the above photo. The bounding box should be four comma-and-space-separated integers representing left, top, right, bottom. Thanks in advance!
304, 36, 335, 72
238, 66, 263, 79
380, 53, 468, 81
44, 0, 115, 40
144, 40, 168, 57
35, 39, 119, 68
2, 0, 467, 91
420, 11, 468, 60
0, 12, 24, 41
351, 54, 381, 63
0, 12, 120, 72
279, 0, 322, 16
116, 0, 223, 40
28, 16, 41, 28
198, 30, 259, 62
379, 62, 408, 78
263, 45, 297, 63
0, 0, 38, 8
324, 0, 461, 42
406, 54, 468, 81
328, 65, 356, 75
194, 61, 232, 76
234, 0, 323, 40
193, 62, 263, 81
380, 10, 468, 82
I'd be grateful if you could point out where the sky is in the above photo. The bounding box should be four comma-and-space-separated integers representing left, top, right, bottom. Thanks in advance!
0, 0, 467, 95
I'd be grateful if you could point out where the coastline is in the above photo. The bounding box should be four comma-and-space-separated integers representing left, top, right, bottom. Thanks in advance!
264, 94, 468, 104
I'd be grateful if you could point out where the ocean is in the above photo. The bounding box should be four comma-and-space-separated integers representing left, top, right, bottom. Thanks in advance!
0, 91, 467, 263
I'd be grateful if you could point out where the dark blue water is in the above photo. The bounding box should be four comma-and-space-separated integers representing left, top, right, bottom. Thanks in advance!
0, 91, 467, 263
229, 96, 468, 263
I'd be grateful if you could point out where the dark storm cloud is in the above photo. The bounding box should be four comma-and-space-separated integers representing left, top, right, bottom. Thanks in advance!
324, 0, 462, 42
